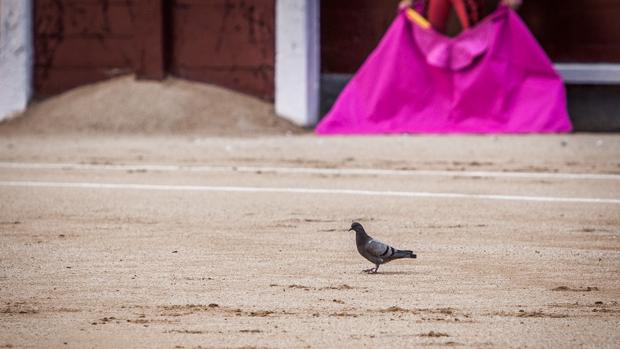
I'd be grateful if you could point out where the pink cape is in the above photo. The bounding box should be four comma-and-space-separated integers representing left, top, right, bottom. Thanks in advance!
316, 6, 572, 134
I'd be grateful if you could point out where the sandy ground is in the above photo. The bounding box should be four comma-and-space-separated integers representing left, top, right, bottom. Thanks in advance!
0, 134, 619, 348
0, 76, 302, 136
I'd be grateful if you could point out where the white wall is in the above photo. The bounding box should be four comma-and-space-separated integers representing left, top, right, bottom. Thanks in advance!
0, 0, 33, 122
275, 0, 320, 127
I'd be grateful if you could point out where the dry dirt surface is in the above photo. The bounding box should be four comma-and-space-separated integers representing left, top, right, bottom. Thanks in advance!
0, 133, 619, 348
0, 75, 302, 136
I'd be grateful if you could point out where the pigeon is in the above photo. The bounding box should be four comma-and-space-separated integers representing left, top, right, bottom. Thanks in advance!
349, 222, 416, 273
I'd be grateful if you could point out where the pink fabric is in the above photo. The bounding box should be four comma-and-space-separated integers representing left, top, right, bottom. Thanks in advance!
316, 6, 572, 134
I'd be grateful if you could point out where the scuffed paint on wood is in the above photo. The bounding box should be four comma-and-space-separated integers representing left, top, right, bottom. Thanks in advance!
34, 0, 275, 100
170, 0, 275, 100
34, 0, 139, 96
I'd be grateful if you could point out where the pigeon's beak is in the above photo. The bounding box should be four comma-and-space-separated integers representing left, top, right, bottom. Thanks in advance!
348, 228, 353, 232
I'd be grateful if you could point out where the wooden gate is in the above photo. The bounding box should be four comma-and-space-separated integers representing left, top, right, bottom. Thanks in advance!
34, 0, 275, 100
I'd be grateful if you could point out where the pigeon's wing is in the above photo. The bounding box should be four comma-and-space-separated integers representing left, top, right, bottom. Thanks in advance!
365, 239, 395, 259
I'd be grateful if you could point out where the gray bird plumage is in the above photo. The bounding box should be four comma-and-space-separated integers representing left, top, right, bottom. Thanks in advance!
349, 222, 416, 273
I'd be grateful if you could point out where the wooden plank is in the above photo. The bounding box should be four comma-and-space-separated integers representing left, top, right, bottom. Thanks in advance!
34, 67, 131, 97
171, 0, 274, 65
33, 0, 139, 96
132, 0, 165, 79
33, 0, 276, 97
35, 0, 135, 36
34, 36, 136, 68
33, 0, 167, 94
170, 0, 275, 99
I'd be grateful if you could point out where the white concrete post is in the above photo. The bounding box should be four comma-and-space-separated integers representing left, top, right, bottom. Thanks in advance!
275, 0, 320, 127
0, 0, 33, 122
555, 64, 620, 85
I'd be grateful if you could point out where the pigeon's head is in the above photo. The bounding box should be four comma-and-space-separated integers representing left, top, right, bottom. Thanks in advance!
349, 222, 364, 232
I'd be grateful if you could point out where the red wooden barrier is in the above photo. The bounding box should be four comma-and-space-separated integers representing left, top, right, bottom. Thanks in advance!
169, 0, 275, 100
34, 0, 275, 100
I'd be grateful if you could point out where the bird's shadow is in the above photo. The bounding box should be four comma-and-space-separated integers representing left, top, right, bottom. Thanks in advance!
361, 271, 415, 276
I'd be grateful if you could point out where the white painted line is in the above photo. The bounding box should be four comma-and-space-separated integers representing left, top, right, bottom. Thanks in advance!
0, 162, 619, 181
1, 180, 619, 204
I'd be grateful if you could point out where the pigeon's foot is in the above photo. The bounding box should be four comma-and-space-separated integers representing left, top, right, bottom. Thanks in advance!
362, 266, 379, 274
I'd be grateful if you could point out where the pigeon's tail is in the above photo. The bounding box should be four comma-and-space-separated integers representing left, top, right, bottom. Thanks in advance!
394, 250, 416, 259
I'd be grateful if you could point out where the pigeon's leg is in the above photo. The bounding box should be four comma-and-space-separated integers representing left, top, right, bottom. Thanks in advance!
362, 264, 381, 274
